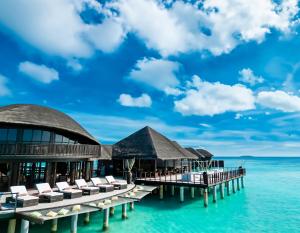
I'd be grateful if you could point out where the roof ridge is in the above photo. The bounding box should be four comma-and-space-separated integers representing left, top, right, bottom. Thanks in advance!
146, 126, 158, 157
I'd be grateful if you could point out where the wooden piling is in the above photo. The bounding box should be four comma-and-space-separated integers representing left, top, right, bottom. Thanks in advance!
171, 185, 175, 196
84, 213, 90, 224
226, 181, 230, 196
129, 202, 134, 211
71, 214, 78, 233
212, 185, 217, 203
51, 219, 58, 232
241, 176, 244, 188
190, 187, 195, 199
203, 188, 208, 208
180, 186, 184, 202
103, 208, 109, 231
232, 179, 236, 193
7, 219, 16, 233
220, 183, 224, 199
20, 219, 29, 233
237, 178, 240, 191
122, 203, 127, 219
109, 207, 115, 217
159, 185, 164, 200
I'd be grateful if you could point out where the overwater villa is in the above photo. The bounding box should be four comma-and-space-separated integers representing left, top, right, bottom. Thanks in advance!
0, 104, 246, 233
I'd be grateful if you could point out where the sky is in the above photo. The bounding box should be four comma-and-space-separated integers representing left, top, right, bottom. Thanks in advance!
1, 0, 300, 156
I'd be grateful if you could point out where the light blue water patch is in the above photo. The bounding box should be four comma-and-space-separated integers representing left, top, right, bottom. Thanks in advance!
27, 157, 300, 233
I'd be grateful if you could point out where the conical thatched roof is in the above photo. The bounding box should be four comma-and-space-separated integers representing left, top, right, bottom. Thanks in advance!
0, 104, 99, 145
185, 147, 206, 160
113, 126, 196, 160
171, 142, 198, 159
196, 149, 213, 160
101, 145, 112, 160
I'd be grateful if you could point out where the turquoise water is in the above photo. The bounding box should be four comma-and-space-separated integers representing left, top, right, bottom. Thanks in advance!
24, 158, 300, 232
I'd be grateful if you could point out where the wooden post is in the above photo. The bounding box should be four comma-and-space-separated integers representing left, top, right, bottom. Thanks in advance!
190, 187, 195, 199
203, 188, 208, 208
129, 202, 134, 211
71, 214, 78, 233
220, 183, 224, 199
122, 203, 127, 219
232, 179, 236, 193
171, 185, 175, 196
50, 162, 57, 187
20, 220, 29, 233
212, 185, 217, 203
241, 176, 244, 188
226, 181, 230, 196
103, 208, 109, 231
7, 219, 16, 233
237, 178, 240, 191
180, 186, 184, 202
84, 213, 90, 224
70, 162, 76, 185
51, 219, 58, 232
109, 207, 115, 216
159, 185, 164, 200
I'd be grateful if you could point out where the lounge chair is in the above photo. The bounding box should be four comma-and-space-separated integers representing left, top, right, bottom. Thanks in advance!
10, 186, 39, 207
105, 176, 127, 190
56, 182, 82, 199
75, 179, 99, 195
36, 183, 64, 203
91, 177, 114, 192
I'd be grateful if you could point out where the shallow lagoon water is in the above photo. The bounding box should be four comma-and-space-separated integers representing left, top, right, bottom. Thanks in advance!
24, 157, 300, 233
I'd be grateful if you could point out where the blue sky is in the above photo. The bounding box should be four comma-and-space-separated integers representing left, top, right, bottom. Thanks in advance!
0, 0, 300, 156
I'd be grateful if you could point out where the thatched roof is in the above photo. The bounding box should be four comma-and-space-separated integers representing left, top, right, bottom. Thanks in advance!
113, 126, 197, 160
101, 145, 112, 160
185, 147, 206, 160
0, 104, 99, 145
171, 142, 198, 159
196, 149, 214, 160
186, 147, 213, 160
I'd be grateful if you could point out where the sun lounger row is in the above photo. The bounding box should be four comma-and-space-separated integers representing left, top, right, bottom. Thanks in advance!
9, 176, 127, 207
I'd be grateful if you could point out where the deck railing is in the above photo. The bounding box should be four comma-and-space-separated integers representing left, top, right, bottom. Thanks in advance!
0, 143, 101, 159
135, 167, 246, 186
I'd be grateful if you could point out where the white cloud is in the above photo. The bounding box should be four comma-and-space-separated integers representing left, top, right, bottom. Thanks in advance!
19, 61, 59, 84
128, 57, 180, 94
174, 75, 255, 116
0, 0, 125, 59
118, 93, 152, 107
0, 74, 11, 96
257, 90, 300, 112
67, 59, 83, 72
239, 68, 264, 86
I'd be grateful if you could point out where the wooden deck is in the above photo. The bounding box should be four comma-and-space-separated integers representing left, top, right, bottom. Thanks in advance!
135, 167, 246, 188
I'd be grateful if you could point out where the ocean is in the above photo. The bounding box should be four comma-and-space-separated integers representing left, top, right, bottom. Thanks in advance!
26, 157, 300, 233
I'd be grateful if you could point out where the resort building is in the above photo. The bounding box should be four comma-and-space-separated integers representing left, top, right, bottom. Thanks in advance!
0, 104, 101, 191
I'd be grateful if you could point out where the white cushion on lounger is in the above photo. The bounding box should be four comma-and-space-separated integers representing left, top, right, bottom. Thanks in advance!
10, 186, 28, 198
91, 177, 102, 186
56, 182, 70, 192
17, 195, 38, 201
105, 176, 116, 184
75, 179, 88, 188
82, 186, 98, 191
36, 183, 52, 194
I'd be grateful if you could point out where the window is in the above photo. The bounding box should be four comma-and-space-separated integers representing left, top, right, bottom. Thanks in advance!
41, 131, 51, 142
62, 136, 69, 144
23, 129, 33, 142
32, 130, 42, 142
7, 129, 17, 141
55, 134, 63, 143
0, 129, 7, 141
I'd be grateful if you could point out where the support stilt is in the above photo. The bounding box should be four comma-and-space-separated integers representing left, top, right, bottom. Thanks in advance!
129, 202, 134, 211
203, 188, 208, 208
190, 187, 195, 199
51, 219, 58, 232
237, 178, 240, 191
84, 213, 90, 224
212, 185, 217, 203
20, 220, 29, 233
159, 185, 164, 200
180, 187, 184, 203
71, 214, 78, 233
220, 183, 224, 199
7, 219, 16, 233
232, 179, 236, 193
241, 176, 244, 188
103, 209, 109, 231
122, 204, 127, 219
226, 181, 230, 196
109, 207, 115, 217
171, 185, 175, 196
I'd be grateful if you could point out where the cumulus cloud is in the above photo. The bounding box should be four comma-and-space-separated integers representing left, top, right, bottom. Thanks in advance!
257, 90, 300, 112
118, 93, 152, 107
174, 75, 255, 116
19, 61, 59, 84
0, 0, 125, 59
128, 57, 180, 94
239, 68, 264, 86
0, 74, 11, 96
